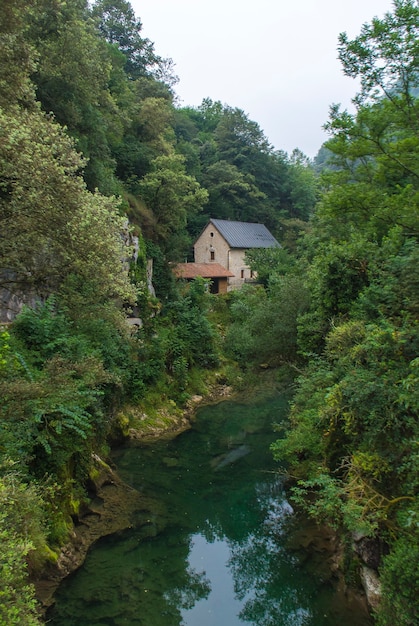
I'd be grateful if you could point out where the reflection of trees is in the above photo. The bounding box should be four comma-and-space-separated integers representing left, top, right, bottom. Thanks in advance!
227, 479, 313, 626
49, 530, 211, 626
240, 595, 311, 626
164, 568, 211, 611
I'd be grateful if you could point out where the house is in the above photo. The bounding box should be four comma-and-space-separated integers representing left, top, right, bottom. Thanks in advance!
193, 219, 279, 290
172, 262, 234, 294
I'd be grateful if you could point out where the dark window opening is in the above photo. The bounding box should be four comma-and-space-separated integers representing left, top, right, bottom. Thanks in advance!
210, 279, 219, 294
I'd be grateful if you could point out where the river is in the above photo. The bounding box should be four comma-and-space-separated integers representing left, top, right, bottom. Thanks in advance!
47, 393, 372, 626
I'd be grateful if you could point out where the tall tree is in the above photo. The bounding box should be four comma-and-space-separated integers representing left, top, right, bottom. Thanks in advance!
0, 0, 37, 109
136, 153, 208, 257
91, 0, 171, 82
0, 105, 136, 305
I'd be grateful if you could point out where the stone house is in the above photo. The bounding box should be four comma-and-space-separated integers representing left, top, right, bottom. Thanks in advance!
193, 218, 279, 290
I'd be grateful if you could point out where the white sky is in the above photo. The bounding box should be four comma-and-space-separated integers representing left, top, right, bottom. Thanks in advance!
131, 0, 395, 158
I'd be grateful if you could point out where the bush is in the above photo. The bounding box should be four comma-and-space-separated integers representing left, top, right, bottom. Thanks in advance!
0, 472, 45, 626
378, 512, 419, 626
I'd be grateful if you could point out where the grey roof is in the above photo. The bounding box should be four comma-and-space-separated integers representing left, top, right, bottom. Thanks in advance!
210, 219, 280, 249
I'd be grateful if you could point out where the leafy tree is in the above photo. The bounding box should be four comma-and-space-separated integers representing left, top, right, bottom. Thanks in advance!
322, 0, 419, 239
338, 0, 419, 107
0, 473, 45, 625
378, 509, 419, 626
214, 107, 272, 169
245, 247, 295, 287
225, 271, 309, 369
165, 277, 219, 378
91, 0, 173, 83
0, 105, 136, 305
202, 160, 268, 222
282, 149, 318, 220
0, 0, 37, 110
26, 0, 122, 192
137, 153, 208, 257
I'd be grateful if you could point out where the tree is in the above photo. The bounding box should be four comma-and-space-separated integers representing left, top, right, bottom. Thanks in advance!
0, 0, 39, 111
0, 474, 45, 625
0, 105, 136, 305
338, 0, 419, 107
137, 153, 208, 256
324, 0, 419, 231
283, 149, 318, 220
202, 160, 269, 222
91, 0, 171, 82
27, 0, 124, 193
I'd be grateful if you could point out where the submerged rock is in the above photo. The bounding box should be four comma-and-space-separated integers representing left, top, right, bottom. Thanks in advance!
211, 444, 251, 470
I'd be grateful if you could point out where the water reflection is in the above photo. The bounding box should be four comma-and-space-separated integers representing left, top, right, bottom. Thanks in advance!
48, 395, 372, 626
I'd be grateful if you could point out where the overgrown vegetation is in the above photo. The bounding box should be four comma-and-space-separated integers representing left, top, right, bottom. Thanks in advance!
0, 0, 417, 623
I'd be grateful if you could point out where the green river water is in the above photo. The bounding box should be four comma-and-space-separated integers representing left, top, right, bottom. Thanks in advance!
47, 394, 373, 626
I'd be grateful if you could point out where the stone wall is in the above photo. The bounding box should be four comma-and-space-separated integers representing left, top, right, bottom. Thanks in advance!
193, 223, 253, 290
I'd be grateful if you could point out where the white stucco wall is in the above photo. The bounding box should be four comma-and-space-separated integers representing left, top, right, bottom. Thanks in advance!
228, 249, 253, 289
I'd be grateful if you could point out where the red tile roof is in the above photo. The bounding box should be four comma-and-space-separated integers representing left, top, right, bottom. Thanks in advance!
173, 262, 234, 279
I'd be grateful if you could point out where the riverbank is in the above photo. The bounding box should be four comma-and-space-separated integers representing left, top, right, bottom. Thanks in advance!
44, 390, 374, 626
33, 371, 379, 623
33, 456, 152, 610
33, 381, 236, 614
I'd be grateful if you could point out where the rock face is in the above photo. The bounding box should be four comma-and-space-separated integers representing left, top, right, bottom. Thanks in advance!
353, 534, 387, 611
360, 566, 382, 611
0, 273, 40, 322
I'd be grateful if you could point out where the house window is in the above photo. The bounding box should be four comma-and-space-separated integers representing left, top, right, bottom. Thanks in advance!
241, 269, 244, 279
210, 250, 215, 261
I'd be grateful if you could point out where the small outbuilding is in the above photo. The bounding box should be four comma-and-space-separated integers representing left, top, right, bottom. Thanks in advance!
172, 262, 234, 294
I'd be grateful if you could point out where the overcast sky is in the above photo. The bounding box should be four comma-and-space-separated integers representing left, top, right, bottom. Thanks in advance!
131, 0, 395, 158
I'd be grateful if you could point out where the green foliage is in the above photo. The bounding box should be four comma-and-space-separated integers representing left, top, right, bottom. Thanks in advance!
201, 160, 268, 223
245, 247, 295, 286
0, 105, 136, 304
2, 0, 418, 618
0, 525, 41, 625
127, 331, 166, 401
0, 297, 149, 481
0, 471, 45, 625
137, 153, 208, 256
91, 0, 170, 82
166, 278, 219, 375
176, 100, 317, 235
269, 5, 419, 615
145, 240, 176, 300
0, 0, 319, 615
225, 249, 309, 368
377, 503, 419, 626
337, 0, 419, 107
0, 0, 37, 110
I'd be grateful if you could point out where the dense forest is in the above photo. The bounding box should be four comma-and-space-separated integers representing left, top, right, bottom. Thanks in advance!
0, 0, 417, 624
